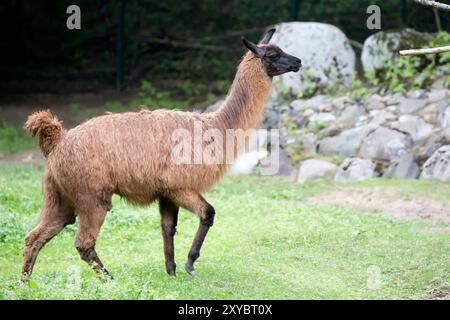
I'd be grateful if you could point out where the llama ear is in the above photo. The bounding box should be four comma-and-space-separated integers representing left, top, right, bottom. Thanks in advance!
260, 28, 276, 44
241, 37, 263, 57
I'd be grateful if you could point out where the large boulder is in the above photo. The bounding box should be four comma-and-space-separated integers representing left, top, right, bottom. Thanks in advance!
297, 159, 338, 183
383, 153, 420, 179
420, 145, 450, 182
390, 115, 434, 144
396, 97, 428, 115
319, 125, 375, 159
294, 132, 318, 155
361, 29, 433, 75
270, 22, 355, 100
335, 158, 376, 182
359, 127, 414, 161
259, 149, 295, 177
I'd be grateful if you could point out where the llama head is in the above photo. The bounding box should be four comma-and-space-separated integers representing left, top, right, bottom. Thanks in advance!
241, 28, 302, 77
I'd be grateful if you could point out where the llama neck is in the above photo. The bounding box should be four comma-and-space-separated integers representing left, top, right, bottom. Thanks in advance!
213, 52, 272, 131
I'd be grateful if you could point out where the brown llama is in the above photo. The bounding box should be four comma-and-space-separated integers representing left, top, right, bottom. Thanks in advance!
21, 28, 301, 280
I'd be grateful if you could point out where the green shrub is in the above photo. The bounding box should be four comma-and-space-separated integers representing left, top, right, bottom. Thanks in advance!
368, 31, 450, 93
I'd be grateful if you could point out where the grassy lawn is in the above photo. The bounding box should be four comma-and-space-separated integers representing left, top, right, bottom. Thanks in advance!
0, 124, 35, 159
0, 164, 449, 299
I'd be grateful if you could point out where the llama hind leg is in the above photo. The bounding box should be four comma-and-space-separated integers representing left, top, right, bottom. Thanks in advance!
170, 190, 215, 276
75, 204, 111, 279
159, 197, 179, 276
21, 188, 75, 281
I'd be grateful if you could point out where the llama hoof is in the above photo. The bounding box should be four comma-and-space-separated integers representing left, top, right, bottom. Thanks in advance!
19, 273, 30, 284
166, 269, 177, 277
98, 268, 114, 281
185, 263, 196, 277
165, 262, 176, 276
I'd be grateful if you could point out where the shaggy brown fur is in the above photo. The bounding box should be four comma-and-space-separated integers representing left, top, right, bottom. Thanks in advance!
21, 30, 301, 280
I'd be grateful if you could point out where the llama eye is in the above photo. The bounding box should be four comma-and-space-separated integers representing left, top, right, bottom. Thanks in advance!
267, 53, 279, 60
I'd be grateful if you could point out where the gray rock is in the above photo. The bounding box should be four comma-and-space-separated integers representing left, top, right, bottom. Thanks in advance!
295, 132, 318, 155
386, 105, 398, 113
396, 97, 428, 114
318, 125, 341, 138
271, 22, 355, 100
436, 100, 449, 114
290, 99, 306, 111
412, 134, 444, 166
418, 104, 438, 124
260, 149, 295, 177
335, 157, 375, 182
384, 93, 405, 106
443, 128, 450, 142
438, 108, 450, 129
319, 125, 375, 158
428, 89, 449, 104
304, 95, 332, 110
356, 115, 369, 126
332, 96, 353, 110
420, 145, 450, 182
359, 127, 414, 160
308, 112, 336, 128
369, 110, 397, 126
336, 105, 363, 127
263, 109, 282, 129
383, 154, 420, 179
297, 159, 338, 183
409, 89, 427, 100
366, 99, 386, 111
390, 115, 433, 143
317, 103, 333, 113
287, 108, 306, 127
303, 109, 315, 117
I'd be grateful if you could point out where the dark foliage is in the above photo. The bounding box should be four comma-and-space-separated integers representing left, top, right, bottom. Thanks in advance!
0, 0, 448, 94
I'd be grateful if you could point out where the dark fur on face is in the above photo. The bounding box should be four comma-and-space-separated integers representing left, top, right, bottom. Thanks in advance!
260, 44, 301, 76
241, 28, 302, 77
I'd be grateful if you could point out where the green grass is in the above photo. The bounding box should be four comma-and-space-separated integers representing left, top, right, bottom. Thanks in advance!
0, 164, 449, 299
0, 124, 35, 159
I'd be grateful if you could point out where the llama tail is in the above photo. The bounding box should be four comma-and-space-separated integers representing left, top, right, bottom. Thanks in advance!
25, 110, 64, 157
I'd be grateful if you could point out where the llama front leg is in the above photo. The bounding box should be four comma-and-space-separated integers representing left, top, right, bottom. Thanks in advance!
185, 211, 214, 276
170, 190, 215, 276
75, 205, 112, 279
159, 197, 179, 276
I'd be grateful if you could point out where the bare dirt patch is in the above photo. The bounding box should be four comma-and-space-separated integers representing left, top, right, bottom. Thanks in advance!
310, 186, 450, 225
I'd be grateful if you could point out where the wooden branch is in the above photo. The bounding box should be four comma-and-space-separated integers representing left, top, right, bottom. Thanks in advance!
399, 45, 450, 56
348, 39, 363, 50
432, 7, 442, 32
412, 0, 450, 11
